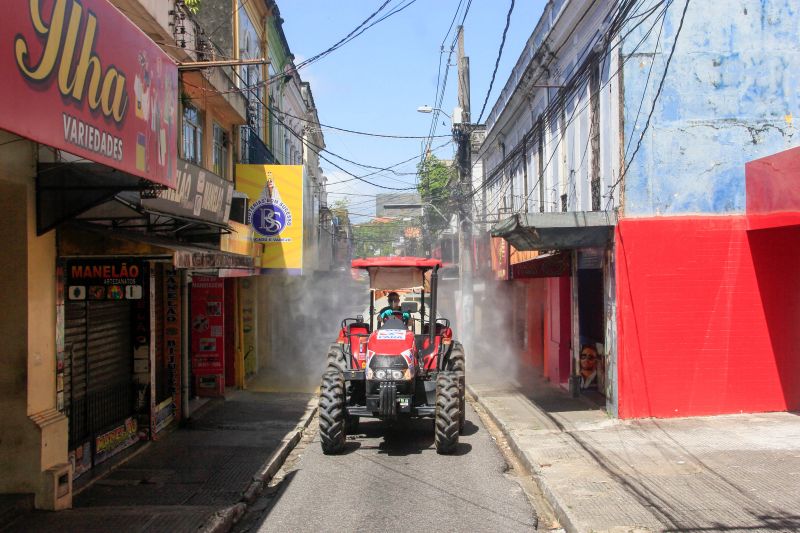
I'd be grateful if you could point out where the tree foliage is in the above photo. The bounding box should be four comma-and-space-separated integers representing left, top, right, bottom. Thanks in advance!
353, 219, 406, 258
416, 155, 457, 245
330, 198, 351, 228
184, 0, 201, 14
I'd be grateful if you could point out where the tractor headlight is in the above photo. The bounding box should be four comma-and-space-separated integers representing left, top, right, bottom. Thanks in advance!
370, 368, 408, 380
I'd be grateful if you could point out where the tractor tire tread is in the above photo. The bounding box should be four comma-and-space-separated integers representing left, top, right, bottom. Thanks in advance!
319, 370, 346, 454
435, 371, 460, 454
447, 343, 467, 433
326, 344, 347, 373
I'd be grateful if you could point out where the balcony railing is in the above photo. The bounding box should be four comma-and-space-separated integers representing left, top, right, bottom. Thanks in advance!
240, 126, 277, 165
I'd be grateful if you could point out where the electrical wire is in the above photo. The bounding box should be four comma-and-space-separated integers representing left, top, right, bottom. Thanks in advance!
268, 105, 450, 140
181, 77, 439, 187
509, 0, 667, 213
423, 0, 474, 156
607, 0, 690, 209
470, 0, 665, 212
476, 0, 515, 124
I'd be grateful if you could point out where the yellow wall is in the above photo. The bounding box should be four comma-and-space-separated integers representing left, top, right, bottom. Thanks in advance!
0, 133, 67, 507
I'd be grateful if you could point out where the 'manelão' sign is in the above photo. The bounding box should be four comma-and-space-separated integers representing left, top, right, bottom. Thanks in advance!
2, 0, 178, 188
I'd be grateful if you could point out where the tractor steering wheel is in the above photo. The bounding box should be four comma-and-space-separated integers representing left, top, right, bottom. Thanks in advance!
380, 309, 409, 323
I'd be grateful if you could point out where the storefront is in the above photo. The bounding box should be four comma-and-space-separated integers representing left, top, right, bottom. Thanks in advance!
0, 0, 178, 508
60, 258, 153, 477
509, 252, 571, 383
491, 211, 617, 410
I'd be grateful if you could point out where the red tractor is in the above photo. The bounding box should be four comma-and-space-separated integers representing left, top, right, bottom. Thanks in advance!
319, 257, 466, 454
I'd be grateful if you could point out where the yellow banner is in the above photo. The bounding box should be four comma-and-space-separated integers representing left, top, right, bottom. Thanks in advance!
235, 165, 304, 272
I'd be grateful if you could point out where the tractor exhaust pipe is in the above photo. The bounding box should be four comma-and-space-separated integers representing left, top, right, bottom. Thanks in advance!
430, 264, 439, 363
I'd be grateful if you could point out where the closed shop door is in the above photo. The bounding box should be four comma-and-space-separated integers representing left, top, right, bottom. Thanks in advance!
65, 300, 132, 448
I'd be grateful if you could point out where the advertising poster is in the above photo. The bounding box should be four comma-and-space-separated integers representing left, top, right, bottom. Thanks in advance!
154, 397, 174, 433
490, 237, 510, 281
94, 417, 138, 465
163, 267, 181, 421
69, 442, 92, 480
240, 278, 257, 377
0, 0, 178, 187
191, 276, 224, 375
236, 164, 304, 273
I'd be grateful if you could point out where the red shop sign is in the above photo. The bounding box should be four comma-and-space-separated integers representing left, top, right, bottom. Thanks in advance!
1, 0, 178, 188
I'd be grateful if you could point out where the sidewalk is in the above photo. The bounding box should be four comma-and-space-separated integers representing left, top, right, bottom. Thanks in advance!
469, 373, 800, 533
3, 390, 316, 533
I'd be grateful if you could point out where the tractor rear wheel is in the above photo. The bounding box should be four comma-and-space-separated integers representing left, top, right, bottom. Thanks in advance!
326, 344, 347, 373
319, 371, 346, 454
448, 342, 466, 433
434, 371, 460, 454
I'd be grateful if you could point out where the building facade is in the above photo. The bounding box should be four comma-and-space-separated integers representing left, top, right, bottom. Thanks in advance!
481, 0, 800, 418
0, 0, 328, 509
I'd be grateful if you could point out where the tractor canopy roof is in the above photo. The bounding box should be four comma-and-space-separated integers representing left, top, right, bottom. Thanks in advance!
351, 257, 442, 290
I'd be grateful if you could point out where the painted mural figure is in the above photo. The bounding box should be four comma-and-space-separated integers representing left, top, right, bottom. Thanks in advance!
579, 344, 600, 390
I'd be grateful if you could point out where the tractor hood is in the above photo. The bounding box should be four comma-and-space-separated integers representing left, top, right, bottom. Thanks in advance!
367, 326, 416, 365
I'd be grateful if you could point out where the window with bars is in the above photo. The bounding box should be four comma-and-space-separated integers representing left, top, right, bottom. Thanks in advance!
212, 123, 228, 178
182, 104, 203, 164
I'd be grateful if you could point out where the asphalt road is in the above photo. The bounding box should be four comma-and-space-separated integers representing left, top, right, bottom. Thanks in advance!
234, 401, 538, 533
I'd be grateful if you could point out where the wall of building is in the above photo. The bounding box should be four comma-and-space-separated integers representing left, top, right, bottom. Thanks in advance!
622, 0, 800, 216
0, 136, 66, 505
478, 0, 622, 221
615, 216, 800, 418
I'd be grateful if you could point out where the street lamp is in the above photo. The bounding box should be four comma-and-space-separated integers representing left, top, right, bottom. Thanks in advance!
416, 105, 450, 118
416, 105, 466, 125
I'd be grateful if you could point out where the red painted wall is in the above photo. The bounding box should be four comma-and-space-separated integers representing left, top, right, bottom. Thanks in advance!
616, 216, 800, 418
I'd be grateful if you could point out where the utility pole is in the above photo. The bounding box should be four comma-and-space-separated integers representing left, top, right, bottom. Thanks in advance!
455, 26, 474, 358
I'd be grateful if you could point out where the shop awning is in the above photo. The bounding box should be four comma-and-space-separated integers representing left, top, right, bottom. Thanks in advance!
60, 224, 254, 270
491, 211, 617, 251
37, 162, 165, 235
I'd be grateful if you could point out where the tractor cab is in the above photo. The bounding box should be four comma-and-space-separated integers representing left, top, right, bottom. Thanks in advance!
321, 257, 465, 455
335, 257, 453, 375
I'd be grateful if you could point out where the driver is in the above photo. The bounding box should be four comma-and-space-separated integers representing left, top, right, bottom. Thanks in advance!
378, 292, 409, 326
378, 291, 401, 318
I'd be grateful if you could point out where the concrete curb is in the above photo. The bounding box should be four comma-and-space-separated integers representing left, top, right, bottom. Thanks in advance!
200, 396, 319, 533
467, 384, 581, 533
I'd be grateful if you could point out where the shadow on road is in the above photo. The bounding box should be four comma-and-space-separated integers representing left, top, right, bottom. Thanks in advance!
342, 418, 474, 457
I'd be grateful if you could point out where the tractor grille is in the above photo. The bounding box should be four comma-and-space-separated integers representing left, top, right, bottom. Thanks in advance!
369, 355, 408, 370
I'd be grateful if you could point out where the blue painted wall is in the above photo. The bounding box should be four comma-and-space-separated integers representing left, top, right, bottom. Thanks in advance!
621, 0, 800, 216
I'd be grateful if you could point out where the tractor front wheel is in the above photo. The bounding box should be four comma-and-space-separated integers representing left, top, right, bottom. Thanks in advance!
434, 371, 460, 454
448, 342, 466, 433
319, 371, 346, 454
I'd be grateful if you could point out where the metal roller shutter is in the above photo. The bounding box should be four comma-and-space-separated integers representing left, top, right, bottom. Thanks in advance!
64, 300, 133, 447
65, 302, 87, 447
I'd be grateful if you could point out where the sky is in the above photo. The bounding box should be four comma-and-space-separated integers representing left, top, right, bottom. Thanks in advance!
277, 0, 548, 222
